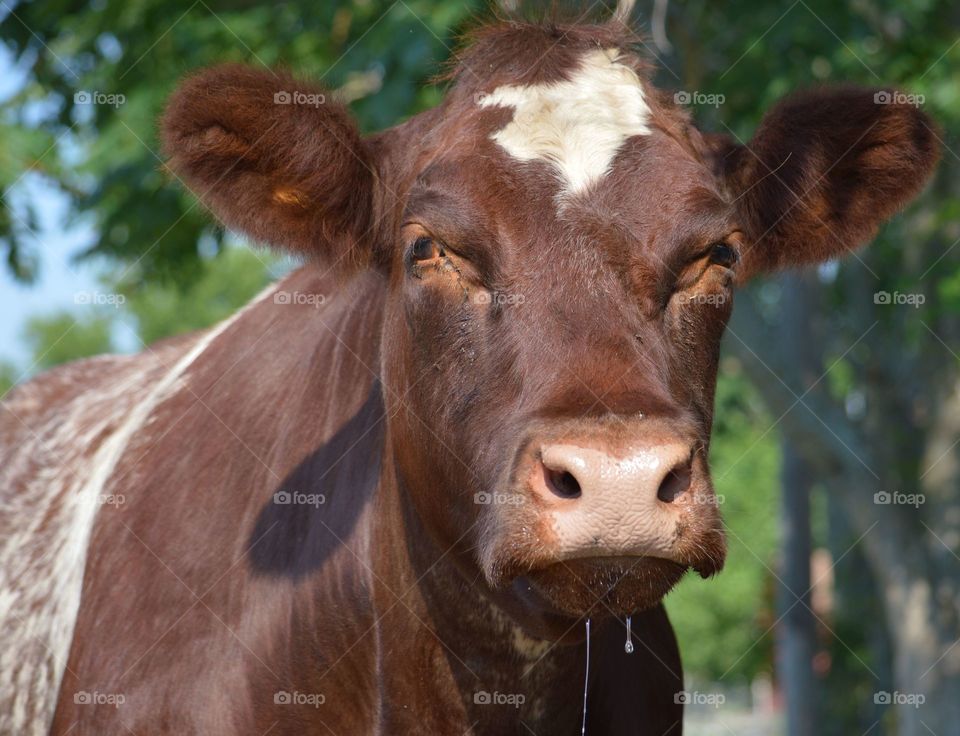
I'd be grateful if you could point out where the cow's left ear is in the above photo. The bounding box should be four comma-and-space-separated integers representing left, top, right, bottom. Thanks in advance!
711, 86, 939, 281
162, 64, 382, 274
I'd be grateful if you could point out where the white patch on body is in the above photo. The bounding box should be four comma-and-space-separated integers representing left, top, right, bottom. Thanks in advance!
0, 281, 281, 734
478, 47, 651, 195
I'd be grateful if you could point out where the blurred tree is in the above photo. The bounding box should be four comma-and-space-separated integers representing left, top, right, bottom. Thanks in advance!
114, 245, 276, 345
15, 245, 276, 376
22, 312, 113, 370
660, 2, 960, 732
666, 360, 779, 682
0, 361, 17, 396
0, 0, 482, 286
775, 274, 818, 736
821, 490, 893, 736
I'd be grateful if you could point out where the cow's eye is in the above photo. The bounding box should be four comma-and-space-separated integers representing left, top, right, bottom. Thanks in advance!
708, 242, 738, 268
411, 235, 441, 261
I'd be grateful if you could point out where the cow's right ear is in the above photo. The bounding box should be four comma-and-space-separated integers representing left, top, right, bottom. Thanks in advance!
162, 64, 379, 273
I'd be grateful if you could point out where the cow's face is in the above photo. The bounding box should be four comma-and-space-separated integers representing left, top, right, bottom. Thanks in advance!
381, 49, 739, 621
163, 22, 937, 630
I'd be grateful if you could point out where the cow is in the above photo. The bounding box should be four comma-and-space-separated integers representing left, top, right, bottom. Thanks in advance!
0, 10, 938, 736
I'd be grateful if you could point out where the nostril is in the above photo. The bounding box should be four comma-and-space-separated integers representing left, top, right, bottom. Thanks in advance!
657, 461, 692, 503
543, 466, 582, 499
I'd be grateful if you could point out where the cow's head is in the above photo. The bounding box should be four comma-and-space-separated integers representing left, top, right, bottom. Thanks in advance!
163, 20, 937, 632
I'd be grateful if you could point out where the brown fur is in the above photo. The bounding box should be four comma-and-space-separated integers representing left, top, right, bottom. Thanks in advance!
161, 64, 379, 273
708, 85, 940, 279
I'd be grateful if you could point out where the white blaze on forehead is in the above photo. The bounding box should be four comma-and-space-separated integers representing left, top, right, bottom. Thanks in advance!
478, 47, 651, 195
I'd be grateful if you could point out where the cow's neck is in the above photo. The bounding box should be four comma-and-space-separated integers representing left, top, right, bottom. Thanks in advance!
360, 455, 589, 732
268, 266, 681, 733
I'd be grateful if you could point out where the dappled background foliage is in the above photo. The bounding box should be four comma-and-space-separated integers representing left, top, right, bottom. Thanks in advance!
0, 0, 470, 284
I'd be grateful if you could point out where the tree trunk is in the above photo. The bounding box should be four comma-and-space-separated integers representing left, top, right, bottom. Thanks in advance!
775, 272, 819, 736
841, 478, 960, 736
825, 489, 892, 736
777, 440, 817, 736
729, 278, 960, 736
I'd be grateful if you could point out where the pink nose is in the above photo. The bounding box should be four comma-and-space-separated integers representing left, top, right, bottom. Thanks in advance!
527, 441, 696, 560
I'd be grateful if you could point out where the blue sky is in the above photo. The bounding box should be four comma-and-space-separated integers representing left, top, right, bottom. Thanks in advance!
0, 178, 104, 370
0, 45, 298, 379
0, 47, 103, 372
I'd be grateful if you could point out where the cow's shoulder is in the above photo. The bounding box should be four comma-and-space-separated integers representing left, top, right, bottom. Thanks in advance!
0, 335, 195, 483
0, 279, 290, 735
0, 332, 203, 734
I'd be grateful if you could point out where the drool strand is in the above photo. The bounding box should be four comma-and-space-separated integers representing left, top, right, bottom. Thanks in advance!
581, 617, 591, 735
624, 615, 634, 654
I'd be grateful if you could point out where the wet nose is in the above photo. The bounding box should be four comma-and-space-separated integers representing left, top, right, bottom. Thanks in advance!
539, 443, 694, 504
527, 440, 697, 559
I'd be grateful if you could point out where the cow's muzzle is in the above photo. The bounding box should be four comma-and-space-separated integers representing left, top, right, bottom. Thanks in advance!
482, 418, 726, 617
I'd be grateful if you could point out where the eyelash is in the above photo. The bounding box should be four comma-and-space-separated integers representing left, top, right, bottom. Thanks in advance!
410, 235, 443, 262
408, 233, 735, 291
707, 242, 739, 268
